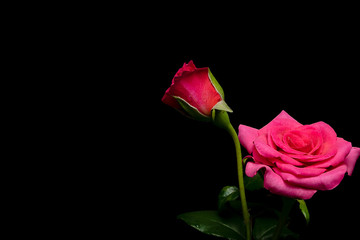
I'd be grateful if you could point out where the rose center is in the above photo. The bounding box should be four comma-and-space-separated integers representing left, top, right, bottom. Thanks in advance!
283, 130, 318, 154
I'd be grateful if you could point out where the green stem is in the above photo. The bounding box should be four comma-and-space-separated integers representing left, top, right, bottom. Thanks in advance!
272, 197, 295, 240
226, 124, 251, 240
212, 110, 251, 240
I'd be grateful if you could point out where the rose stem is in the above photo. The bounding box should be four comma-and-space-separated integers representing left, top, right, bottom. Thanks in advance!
226, 124, 252, 240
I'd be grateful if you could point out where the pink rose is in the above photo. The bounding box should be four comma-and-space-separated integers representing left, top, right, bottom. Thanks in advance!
238, 110, 360, 200
162, 61, 232, 121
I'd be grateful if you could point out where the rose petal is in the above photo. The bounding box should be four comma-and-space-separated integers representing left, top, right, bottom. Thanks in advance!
258, 110, 302, 136
279, 122, 338, 163
274, 164, 347, 191
252, 147, 276, 166
283, 125, 323, 154
254, 134, 305, 166
174, 60, 196, 77
162, 91, 182, 111
271, 126, 305, 155
311, 121, 338, 156
238, 125, 258, 154
245, 162, 317, 200
162, 61, 198, 112
275, 161, 327, 177
310, 138, 352, 168
344, 147, 360, 176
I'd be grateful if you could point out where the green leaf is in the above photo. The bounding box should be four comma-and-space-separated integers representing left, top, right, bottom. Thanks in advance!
253, 217, 299, 240
253, 217, 278, 240
218, 186, 240, 213
244, 173, 264, 191
297, 199, 310, 224
177, 210, 245, 240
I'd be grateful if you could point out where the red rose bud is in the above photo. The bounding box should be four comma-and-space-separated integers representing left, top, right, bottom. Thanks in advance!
162, 61, 232, 122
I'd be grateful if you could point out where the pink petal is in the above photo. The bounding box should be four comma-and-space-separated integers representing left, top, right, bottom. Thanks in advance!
310, 121, 337, 156
283, 137, 339, 163
275, 161, 327, 177
252, 147, 276, 166
271, 126, 305, 155
258, 110, 302, 136
245, 162, 317, 200
283, 125, 323, 154
345, 147, 360, 176
238, 125, 258, 154
271, 121, 338, 163
274, 164, 347, 191
254, 134, 305, 166
310, 138, 352, 168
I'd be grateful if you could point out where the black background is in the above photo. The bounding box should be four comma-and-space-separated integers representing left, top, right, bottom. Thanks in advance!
8, 4, 359, 240
59, 4, 360, 240
137, 6, 360, 240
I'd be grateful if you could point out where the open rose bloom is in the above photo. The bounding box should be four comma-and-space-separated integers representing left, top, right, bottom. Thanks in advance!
239, 111, 360, 199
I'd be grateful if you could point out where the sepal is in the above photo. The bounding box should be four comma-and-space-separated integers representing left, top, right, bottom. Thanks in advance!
208, 68, 225, 99
208, 69, 233, 113
173, 96, 211, 122
212, 100, 233, 113
297, 199, 310, 224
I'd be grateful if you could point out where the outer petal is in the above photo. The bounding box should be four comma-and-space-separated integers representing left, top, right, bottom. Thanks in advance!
274, 164, 347, 191
162, 61, 197, 112
275, 161, 326, 177
238, 125, 258, 154
245, 162, 317, 200
258, 110, 302, 136
345, 147, 360, 176
252, 147, 276, 166
161, 91, 182, 111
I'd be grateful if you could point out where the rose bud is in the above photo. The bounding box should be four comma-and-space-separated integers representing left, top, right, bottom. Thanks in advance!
162, 60, 232, 122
